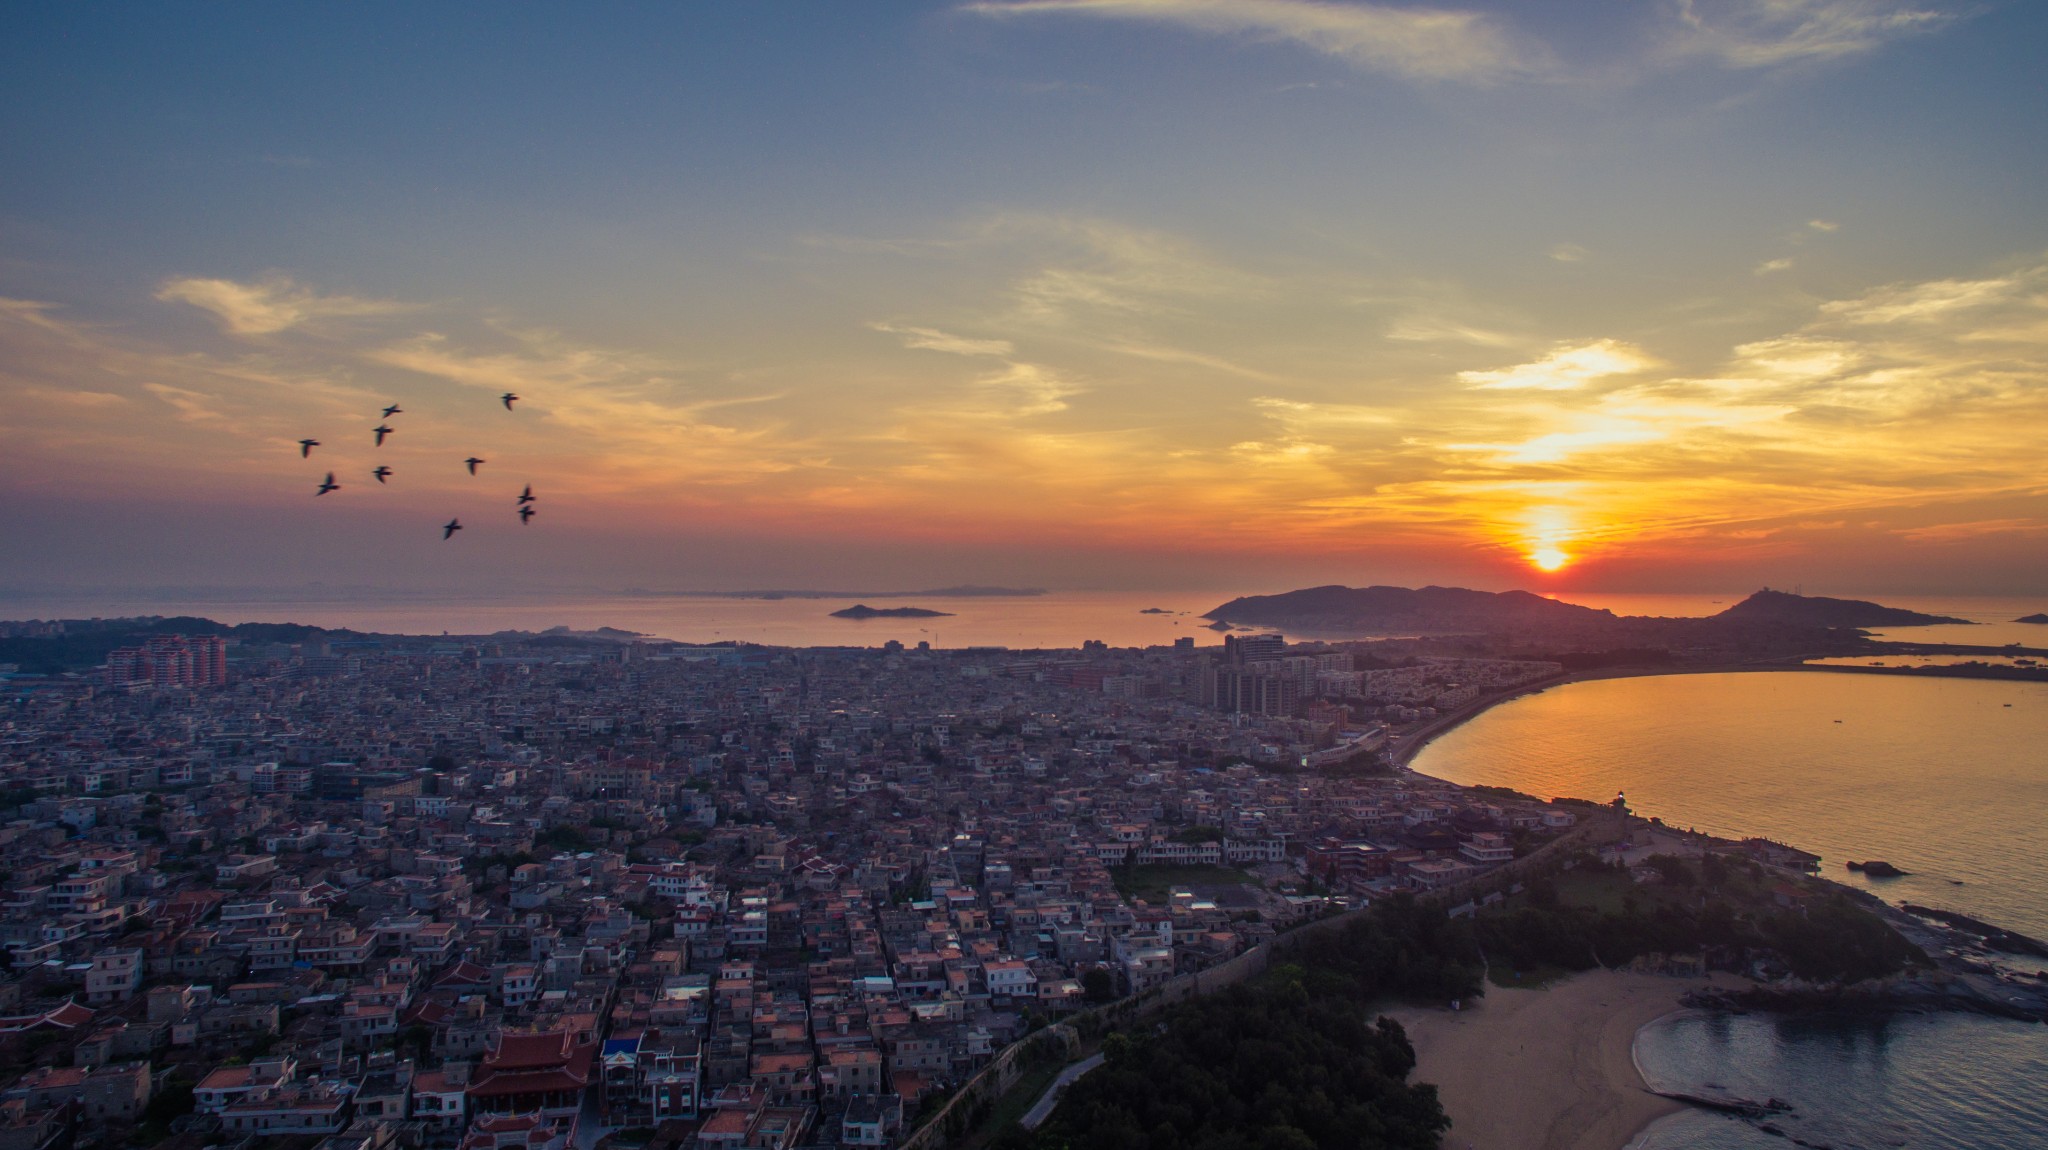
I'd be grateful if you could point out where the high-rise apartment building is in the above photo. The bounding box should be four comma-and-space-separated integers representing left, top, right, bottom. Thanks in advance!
106, 634, 228, 688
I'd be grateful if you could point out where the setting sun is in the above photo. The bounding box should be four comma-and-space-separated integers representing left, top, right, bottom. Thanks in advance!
1530, 545, 1572, 572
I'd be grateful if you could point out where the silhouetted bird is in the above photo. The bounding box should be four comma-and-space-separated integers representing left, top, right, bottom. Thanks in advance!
373, 466, 392, 484
517, 484, 535, 505
316, 473, 339, 495
500, 392, 518, 410
442, 519, 463, 540
299, 439, 320, 457
374, 425, 394, 446
381, 404, 403, 418
465, 457, 485, 475
518, 504, 535, 525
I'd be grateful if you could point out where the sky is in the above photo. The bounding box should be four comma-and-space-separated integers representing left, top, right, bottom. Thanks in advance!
3, 0, 2047, 601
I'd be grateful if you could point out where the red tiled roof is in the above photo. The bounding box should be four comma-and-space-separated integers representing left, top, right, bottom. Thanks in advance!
467, 1031, 595, 1098
488, 1032, 577, 1069
0, 1000, 95, 1033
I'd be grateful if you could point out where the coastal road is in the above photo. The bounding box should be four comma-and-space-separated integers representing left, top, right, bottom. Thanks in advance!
1019, 1054, 1106, 1131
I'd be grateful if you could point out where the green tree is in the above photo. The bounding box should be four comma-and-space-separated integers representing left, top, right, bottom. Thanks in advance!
1081, 968, 1116, 1003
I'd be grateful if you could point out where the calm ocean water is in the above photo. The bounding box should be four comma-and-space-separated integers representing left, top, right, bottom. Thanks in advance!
1411, 672, 2048, 1150
7, 589, 2041, 651
1631, 1011, 2048, 1150
0, 589, 1236, 650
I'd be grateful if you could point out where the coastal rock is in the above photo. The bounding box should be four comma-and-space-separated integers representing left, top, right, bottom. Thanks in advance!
1900, 904, 2048, 958
1847, 860, 1909, 878
2016, 613, 2048, 624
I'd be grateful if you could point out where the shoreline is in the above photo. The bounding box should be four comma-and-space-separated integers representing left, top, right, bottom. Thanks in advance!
1386, 971, 1739, 1150
1386, 657, 2043, 773
1383, 665, 2048, 1147
1387, 661, 1810, 770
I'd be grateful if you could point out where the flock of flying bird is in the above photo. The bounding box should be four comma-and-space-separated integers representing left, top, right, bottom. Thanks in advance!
299, 391, 535, 539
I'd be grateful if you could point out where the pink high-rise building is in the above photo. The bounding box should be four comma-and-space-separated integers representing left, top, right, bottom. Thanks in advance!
105, 634, 228, 688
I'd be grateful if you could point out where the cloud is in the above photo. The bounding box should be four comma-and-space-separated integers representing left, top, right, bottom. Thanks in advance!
970, 361, 1083, 417
15, 384, 128, 410
870, 323, 1016, 357
156, 276, 407, 336
141, 383, 226, 423
1819, 267, 2039, 325
1808, 219, 1840, 232
961, 0, 1551, 84
1548, 243, 1590, 263
1896, 518, 2048, 543
1103, 341, 1281, 381
1755, 257, 1794, 275
1459, 339, 1657, 390
1667, 0, 1957, 69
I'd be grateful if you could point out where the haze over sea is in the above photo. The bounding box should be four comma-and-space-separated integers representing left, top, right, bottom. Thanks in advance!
5, 590, 2044, 652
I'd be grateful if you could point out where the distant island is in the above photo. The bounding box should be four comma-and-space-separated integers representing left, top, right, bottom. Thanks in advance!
2016, 613, 2048, 625
1206, 584, 1616, 633
1204, 585, 1969, 634
828, 604, 953, 619
1139, 607, 1172, 614
627, 585, 1042, 600
1713, 589, 1970, 628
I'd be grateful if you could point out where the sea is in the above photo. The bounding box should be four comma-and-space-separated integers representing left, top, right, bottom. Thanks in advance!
1409, 670, 2048, 1150
5, 588, 2041, 652
0, 588, 1237, 650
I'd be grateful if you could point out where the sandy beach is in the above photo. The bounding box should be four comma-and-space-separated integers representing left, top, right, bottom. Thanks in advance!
1386, 970, 1740, 1150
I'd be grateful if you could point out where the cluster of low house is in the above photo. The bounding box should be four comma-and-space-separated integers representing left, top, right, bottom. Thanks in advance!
0, 632, 1589, 1149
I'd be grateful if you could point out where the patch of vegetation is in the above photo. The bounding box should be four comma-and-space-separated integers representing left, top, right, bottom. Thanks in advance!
536, 825, 594, 852
1480, 854, 1925, 983
968, 1056, 1068, 1149
1547, 648, 1675, 671
1021, 899, 1478, 1150
1487, 961, 1576, 990
1111, 865, 1257, 903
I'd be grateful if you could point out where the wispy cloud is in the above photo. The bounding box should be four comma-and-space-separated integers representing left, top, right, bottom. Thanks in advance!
1819, 266, 2041, 325
961, 0, 1552, 84
1897, 517, 2048, 543
141, 382, 227, 423
1666, 0, 1958, 69
156, 276, 409, 336
1459, 339, 1657, 390
870, 323, 1016, 357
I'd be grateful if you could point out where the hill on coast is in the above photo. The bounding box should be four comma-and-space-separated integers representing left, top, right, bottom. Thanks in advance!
1203, 584, 1617, 632
1203, 586, 1967, 634
1713, 589, 1969, 628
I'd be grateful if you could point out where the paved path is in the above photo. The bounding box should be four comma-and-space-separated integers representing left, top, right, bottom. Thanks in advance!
1020, 1053, 1106, 1131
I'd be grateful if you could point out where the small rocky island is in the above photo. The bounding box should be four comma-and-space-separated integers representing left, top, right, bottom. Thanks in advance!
2016, 613, 2048, 624
829, 604, 953, 619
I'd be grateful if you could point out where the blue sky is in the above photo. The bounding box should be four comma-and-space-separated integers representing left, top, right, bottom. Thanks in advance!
4, 1, 2046, 597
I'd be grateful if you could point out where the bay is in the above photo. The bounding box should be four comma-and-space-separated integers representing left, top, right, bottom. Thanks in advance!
1409, 671, 2048, 939
1411, 671, 2048, 1150
1630, 1011, 2048, 1150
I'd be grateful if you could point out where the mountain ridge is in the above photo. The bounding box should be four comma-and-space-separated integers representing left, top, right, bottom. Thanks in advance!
1203, 585, 1968, 632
